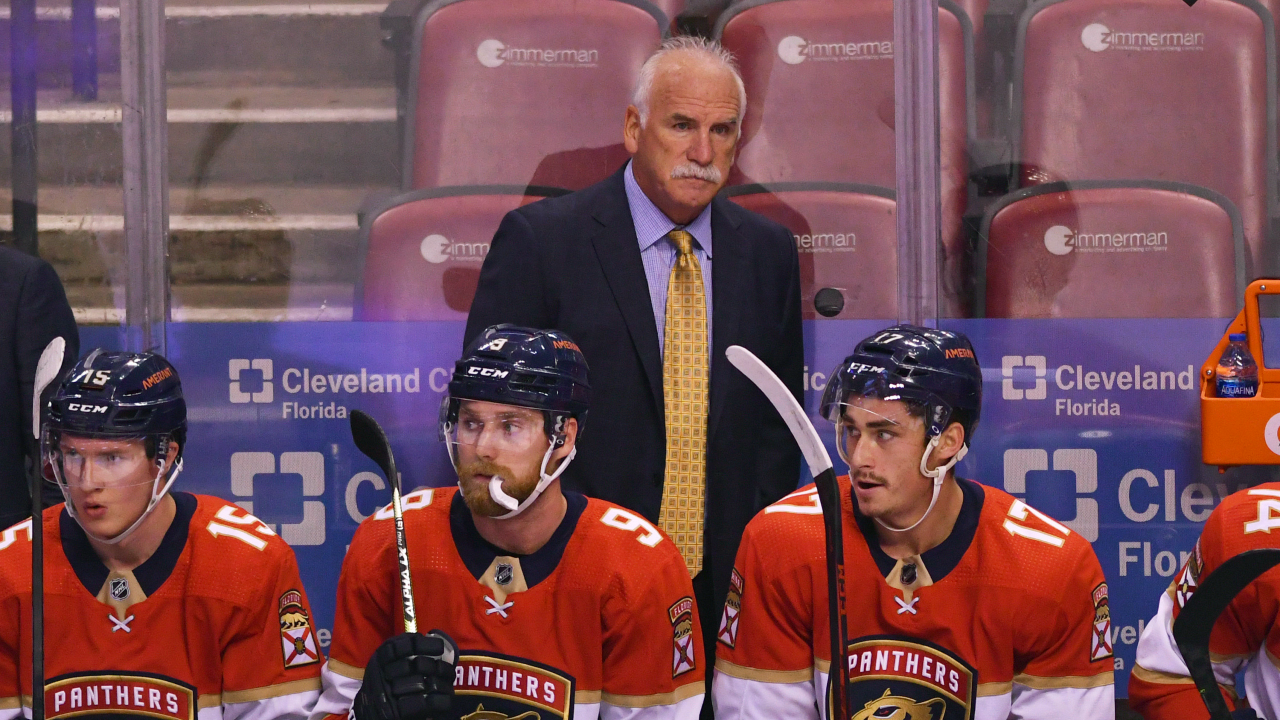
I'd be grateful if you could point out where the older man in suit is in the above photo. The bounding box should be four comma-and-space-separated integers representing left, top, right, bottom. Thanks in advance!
465, 36, 802, 710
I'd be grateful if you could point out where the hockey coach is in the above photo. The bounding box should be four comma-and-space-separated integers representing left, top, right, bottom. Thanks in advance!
464, 34, 804, 707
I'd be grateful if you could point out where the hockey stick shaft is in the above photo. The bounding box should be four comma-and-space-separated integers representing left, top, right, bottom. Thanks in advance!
1173, 548, 1280, 720
725, 346, 849, 719
30, 336, 66, 720
349, 410, 418, 634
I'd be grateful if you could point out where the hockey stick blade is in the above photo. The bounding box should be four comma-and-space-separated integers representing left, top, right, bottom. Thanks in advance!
350, 410, 419, 634
32, 337, 65, 440
30, 336, 64, 720
1173, 548, 1280, 720
725, 346, 849, 719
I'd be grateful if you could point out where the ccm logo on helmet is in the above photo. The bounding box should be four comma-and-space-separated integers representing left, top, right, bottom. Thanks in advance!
67, 403, 109, 414
467, 367, 510, 379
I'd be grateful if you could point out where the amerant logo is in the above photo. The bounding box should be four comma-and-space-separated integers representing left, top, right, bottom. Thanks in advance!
1081, 22, 1205, 52
1043, 225, 1169, 256
477, 39, 599, 68
777, 35, 893, 64
420, 234, 489, 265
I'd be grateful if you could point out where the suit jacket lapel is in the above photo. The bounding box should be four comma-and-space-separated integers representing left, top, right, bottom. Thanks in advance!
588, 171, 665, 415
708, 196, 747, 445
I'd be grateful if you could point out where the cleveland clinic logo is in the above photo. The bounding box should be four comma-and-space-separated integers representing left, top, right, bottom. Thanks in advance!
419, 234, 489, 265
1080, 22, 1205, 52
476, 39, 599, 68
777, 35, 892, 65
1043, 225, 1169, 256
231, 452, 325, 546
1003, 448, 1099, 541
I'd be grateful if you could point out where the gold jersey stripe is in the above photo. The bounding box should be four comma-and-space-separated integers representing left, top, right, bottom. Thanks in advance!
976, 681, 1013, 696
0, 696, 21, 710
1012, 672, 1115, 690
1129, 665, 1197, 685
198, 695, 222, 710
715, 657, 814, 684
326, 658, 365, 681
600, 681, 704, 708
221, 677, 322, 704
574, 690, 602, 705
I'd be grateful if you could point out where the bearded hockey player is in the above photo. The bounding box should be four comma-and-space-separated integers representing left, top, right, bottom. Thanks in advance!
712, 325, 1115, 720
1129, 484, 1280, 719
0, 350, 323, 720
314, 325, 704, 720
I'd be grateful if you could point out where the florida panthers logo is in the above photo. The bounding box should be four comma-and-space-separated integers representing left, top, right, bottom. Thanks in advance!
852, 690, 945, 720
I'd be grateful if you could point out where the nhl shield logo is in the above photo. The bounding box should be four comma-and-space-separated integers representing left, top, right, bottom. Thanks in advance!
844, 636, 976, 720
495, 563, 514, 586
110, 577, 130, 601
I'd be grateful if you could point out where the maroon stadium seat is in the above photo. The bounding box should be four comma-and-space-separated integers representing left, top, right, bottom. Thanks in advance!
725, 183, 897, 320
715, 0, 974, 267
979, 181, 1244, 318
357, 187, 568, 320
1015, 0, 1276, 267
406, 0, 665, 190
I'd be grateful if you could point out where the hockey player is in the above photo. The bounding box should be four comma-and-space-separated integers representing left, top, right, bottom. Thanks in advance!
314, 325, 705, 720
1128, 484, 1280, 719
0, 350, 323, 720
712, 325, 1115, 720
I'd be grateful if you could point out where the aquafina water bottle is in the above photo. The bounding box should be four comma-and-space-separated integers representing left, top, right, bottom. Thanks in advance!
1216, 333, 1259, 398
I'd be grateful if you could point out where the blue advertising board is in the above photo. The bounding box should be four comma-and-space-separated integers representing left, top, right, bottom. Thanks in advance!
79, 318, 1250, 696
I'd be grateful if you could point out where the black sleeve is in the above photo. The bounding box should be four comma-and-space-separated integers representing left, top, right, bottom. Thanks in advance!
464, 208, 554, 349
754, 226, 804, 510
15, 260, 79, 487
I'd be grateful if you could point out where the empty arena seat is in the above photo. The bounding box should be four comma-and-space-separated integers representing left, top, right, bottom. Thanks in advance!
725, 183, 897, 320
715, 0, 974, 264
356, 187, 569, 320
1015, 0, 1276, 267
978, 181, 1244, 318
405, 0, 665, 190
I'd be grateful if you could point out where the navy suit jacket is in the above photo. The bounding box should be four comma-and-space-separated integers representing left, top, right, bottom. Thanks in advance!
465, 167, 803, 624
0, 246, 79, 529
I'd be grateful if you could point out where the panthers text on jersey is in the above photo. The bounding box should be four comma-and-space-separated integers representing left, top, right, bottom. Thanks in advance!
0, 492, 322, 720
1129, 481, 1280, 719
314, 487, 704, 720
712, 476, 1115, 720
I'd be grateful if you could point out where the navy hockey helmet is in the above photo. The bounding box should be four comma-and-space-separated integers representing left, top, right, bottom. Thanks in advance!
46, 349, 187, 449
819, 325, 982, 442
441, 324, 591, 439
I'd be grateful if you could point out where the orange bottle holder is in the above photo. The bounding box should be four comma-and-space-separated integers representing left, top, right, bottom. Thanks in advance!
1202, 279, 1280, 466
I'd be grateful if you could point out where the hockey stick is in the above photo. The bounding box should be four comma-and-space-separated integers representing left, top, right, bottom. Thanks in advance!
726, 345, 849, 720
1173, 548, 1280, 720
30, 336, 65, 720
350, 409, 418, 634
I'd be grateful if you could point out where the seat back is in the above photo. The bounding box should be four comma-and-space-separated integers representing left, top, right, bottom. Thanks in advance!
407, 0, 664, 190
716, 0, 973, 261
725, 183, 897, 319
1015, 0, 1276, 265
357, 187, 568, 321
979, 181, 1244, 318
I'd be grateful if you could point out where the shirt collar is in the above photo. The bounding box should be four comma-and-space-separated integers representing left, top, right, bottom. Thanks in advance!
624, 160, 714, 258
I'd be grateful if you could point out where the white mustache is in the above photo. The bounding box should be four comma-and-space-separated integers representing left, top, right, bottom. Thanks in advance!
671, 163, 723, 183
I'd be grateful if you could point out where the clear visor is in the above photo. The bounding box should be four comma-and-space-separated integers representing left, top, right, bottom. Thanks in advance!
833, 397, 920, 467
44, 433, 160, 490
441, 400, 550, 462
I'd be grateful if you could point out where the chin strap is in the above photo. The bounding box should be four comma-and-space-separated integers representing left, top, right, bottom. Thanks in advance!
874, 438, 968, 534
63, 457, 183, 545
484, 442, 576, 520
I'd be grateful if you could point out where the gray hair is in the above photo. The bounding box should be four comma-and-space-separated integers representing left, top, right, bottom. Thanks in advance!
632, 36, 747, 129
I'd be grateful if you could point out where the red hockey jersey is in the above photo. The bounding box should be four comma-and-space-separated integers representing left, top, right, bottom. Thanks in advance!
1130, 482, 1280, 719
315, 487, 704, 720
0, 492, 322, 720
712, 477, 1114, 720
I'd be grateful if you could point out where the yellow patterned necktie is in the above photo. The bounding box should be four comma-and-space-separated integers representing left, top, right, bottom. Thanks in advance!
658, 229, 709, 576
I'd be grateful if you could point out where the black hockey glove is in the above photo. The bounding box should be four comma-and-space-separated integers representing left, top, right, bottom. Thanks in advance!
354, 630, 458, 720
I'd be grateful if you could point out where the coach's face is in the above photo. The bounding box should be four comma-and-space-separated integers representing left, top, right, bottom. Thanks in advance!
625, 53, 741, 225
